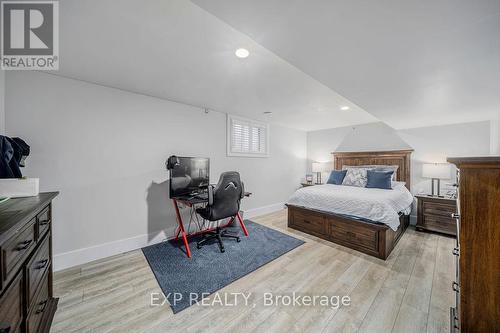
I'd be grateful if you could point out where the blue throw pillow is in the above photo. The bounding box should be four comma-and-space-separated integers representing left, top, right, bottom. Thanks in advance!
366, 170, 394, 189
327, 170, 347, 185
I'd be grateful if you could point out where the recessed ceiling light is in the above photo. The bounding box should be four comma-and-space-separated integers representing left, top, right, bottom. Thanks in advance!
340, 106, 350, 111
235, 48, 249, 58
263, 111, 273, 115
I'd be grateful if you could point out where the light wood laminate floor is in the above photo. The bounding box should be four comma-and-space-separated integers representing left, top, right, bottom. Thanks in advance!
51, 209, 455, 333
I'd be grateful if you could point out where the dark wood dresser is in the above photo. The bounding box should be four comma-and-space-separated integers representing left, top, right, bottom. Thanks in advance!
0, 192, 58, 333
447, 157, 500, 332
416, 195, 457, 236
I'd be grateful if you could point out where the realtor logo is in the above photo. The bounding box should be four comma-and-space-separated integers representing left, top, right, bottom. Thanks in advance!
1, 1, 59, 70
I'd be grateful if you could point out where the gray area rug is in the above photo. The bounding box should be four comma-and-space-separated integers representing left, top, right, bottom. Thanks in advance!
142, 220, 304, 313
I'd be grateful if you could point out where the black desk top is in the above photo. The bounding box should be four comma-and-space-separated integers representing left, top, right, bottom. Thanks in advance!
0, 192, 59, 243
173, 191, 252, 205
172, 196, 208, 205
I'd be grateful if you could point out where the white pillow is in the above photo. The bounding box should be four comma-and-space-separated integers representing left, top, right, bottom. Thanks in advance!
391, 181, 406, 188
342, 168, 370, 187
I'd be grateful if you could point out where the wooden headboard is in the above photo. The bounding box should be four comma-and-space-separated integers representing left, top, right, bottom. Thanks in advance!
332, 150, 413, 189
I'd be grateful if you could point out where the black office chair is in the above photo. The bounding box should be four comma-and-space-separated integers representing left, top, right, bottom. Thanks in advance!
196, 171, 245, 253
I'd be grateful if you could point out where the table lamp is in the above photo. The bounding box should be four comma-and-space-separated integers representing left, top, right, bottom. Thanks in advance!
312, 162, 324, 184
422, 163, 451, 197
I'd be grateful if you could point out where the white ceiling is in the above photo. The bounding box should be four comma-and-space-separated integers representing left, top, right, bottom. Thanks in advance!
53, 0, 377, 131
192, 0, 500, 129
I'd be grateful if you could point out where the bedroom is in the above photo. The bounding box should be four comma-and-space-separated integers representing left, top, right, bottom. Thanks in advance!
0, 1, 499, 332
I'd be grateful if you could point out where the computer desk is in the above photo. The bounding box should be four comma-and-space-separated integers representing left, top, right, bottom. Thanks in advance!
171, 192, 252, 258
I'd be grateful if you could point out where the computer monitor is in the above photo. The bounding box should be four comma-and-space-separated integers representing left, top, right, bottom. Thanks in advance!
169, 157, 209, 198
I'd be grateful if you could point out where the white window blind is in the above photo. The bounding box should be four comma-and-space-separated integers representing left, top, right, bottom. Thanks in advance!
227, 115, 269, 157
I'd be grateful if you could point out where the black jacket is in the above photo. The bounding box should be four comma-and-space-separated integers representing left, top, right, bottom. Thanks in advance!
0, 135, 30, 179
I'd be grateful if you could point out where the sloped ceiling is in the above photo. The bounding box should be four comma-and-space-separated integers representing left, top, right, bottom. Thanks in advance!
52, 0, 378, 131
335, 122, 413, 152
192, 0, 500, 129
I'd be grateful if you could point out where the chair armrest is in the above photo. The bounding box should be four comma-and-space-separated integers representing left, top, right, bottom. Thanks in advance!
240, 181, 245, 199
208, 185, 214, 205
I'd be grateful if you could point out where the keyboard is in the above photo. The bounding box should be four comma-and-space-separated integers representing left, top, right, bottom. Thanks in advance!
195, 193, 208, 200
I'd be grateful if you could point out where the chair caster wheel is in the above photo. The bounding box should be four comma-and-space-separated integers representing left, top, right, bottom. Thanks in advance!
197, 244, 202, 249
236, 238, 241, 243
221, 249, 225, 253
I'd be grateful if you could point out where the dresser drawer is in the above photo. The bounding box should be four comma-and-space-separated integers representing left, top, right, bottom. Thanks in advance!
0, 273, 23, 333
328, 219, 379, 252
2, 219, 37, 283
26, 273, 50, 333
25, 233, 51, 308
423, 201, 456, 219
289, 210, 326, 236
423, 216, 456, 235
36, 205, 51, 240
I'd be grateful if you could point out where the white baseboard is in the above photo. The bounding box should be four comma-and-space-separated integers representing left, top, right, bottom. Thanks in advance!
53, 231, 168, 272
243, 202, 285, 219
53, 202, 285, 272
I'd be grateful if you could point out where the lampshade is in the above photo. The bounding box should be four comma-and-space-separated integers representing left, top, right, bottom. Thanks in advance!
422, 163, 451, 179
312, 162, 322, 173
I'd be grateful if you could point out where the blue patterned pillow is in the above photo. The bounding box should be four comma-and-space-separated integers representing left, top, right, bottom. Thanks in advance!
327, 170, 347, 185
373, 166, 399, 181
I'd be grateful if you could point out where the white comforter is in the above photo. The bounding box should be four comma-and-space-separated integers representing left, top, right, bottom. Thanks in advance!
286, 184, 414, 231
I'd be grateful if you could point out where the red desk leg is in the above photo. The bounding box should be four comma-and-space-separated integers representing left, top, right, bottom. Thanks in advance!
173, 199, 192, 258
236, 212, 249, 236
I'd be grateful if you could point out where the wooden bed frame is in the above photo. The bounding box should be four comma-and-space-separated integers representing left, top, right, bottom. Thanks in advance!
287, 150, 413, 260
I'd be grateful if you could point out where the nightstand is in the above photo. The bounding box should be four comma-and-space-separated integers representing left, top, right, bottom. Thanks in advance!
416, 194, 457, 236
300, 182, 320, 187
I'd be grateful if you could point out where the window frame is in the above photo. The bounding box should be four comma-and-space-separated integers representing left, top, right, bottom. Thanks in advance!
226, 114, 270, 158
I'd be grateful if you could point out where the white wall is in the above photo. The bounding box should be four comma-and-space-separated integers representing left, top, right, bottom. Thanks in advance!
491, 117, 500, 155
307, 121, 491, 220
307, 122, 412, 171
397, 121, 490, 195
306, 126, 352, 170
0, 70, 4, 134
308, 121, 490, 187
5, 71, 307, 270
307, 122, 413, 180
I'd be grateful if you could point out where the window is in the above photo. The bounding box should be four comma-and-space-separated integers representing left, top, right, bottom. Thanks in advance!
227, 115, 269, 157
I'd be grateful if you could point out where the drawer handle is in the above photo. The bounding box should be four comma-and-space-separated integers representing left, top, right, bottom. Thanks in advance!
346, 231, 356, 238
451, 311, 459, 329
452, 281, 460, 293
451, 213, 460, 219
16, 239, 33, 251
0, 326, 11, 333
36, 300, 48, 314
37, 259, 49, 270
303, 220, 311, 224
452, 247, 459, 256
39, 219, 50, 226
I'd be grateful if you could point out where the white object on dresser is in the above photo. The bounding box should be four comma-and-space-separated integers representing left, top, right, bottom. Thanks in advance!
0, 178, 40, 198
